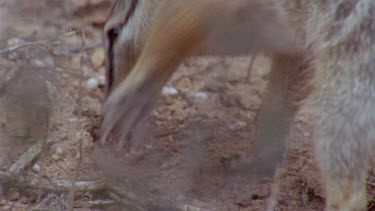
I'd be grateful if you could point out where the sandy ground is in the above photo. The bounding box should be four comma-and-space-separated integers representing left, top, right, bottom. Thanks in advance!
0, 1, 375, 210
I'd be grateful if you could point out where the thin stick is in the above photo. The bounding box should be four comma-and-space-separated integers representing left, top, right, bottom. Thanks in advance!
247, 54, 257, 81
0, 170, 106, 192
67, 29, 86, 211
0, 40, 50, 55
36, 113, 50, 202
8, 142, 42, 175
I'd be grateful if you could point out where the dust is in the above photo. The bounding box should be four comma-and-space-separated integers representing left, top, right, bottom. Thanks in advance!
1, 1, 374, 210
93, 57, 286, 210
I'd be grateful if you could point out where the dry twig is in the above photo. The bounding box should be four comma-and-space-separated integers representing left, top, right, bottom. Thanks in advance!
66, 29, 87, 211
247, 54, 257, 80
8, 142, 42, 175
0, 40, 51, 55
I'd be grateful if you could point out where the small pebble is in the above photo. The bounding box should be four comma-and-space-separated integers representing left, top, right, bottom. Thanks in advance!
68, 118, 77, 122
151, 110, 159, 116
31, 164, 40, 173
2, 205, 11, 210
194, 92, 208, 99
55, 147, 63, 155
7, 38, 22, 46
184, 204, 203, 211
32, 57, 54, 67
33, 59, 45, 67
98, 75, 106, 85
47, 139, 54, 144
90, 48, 105, 67
0, 199, 6, 205
7, 188, 20, 201
86, 77, 99, 90
231, 121, 248, 130
51, 154, 60, 161
145, 145, 153, 149
162, 86, 178, 96
303, 132, 311, 137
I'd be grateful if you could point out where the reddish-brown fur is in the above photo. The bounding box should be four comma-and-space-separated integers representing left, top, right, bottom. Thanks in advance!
103, 0, 375, 210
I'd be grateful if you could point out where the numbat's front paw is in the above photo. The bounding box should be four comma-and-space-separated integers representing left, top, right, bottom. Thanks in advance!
100, 74, 161, 147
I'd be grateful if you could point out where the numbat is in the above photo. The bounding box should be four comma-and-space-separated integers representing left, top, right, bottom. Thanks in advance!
101, 0, 375, 210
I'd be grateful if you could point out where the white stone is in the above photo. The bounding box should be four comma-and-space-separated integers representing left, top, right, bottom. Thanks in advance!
98, 75, 106, 85
231, 121, 248, 130
55, 147, 63, 155
52, 154, 60, 161
86, 77, 99, 90
32, 164, 40, 173
162, 86, 178, 96
194, 92, 208, 99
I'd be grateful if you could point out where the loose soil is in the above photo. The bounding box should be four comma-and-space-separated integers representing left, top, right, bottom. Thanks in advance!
0, 1, 374, 210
